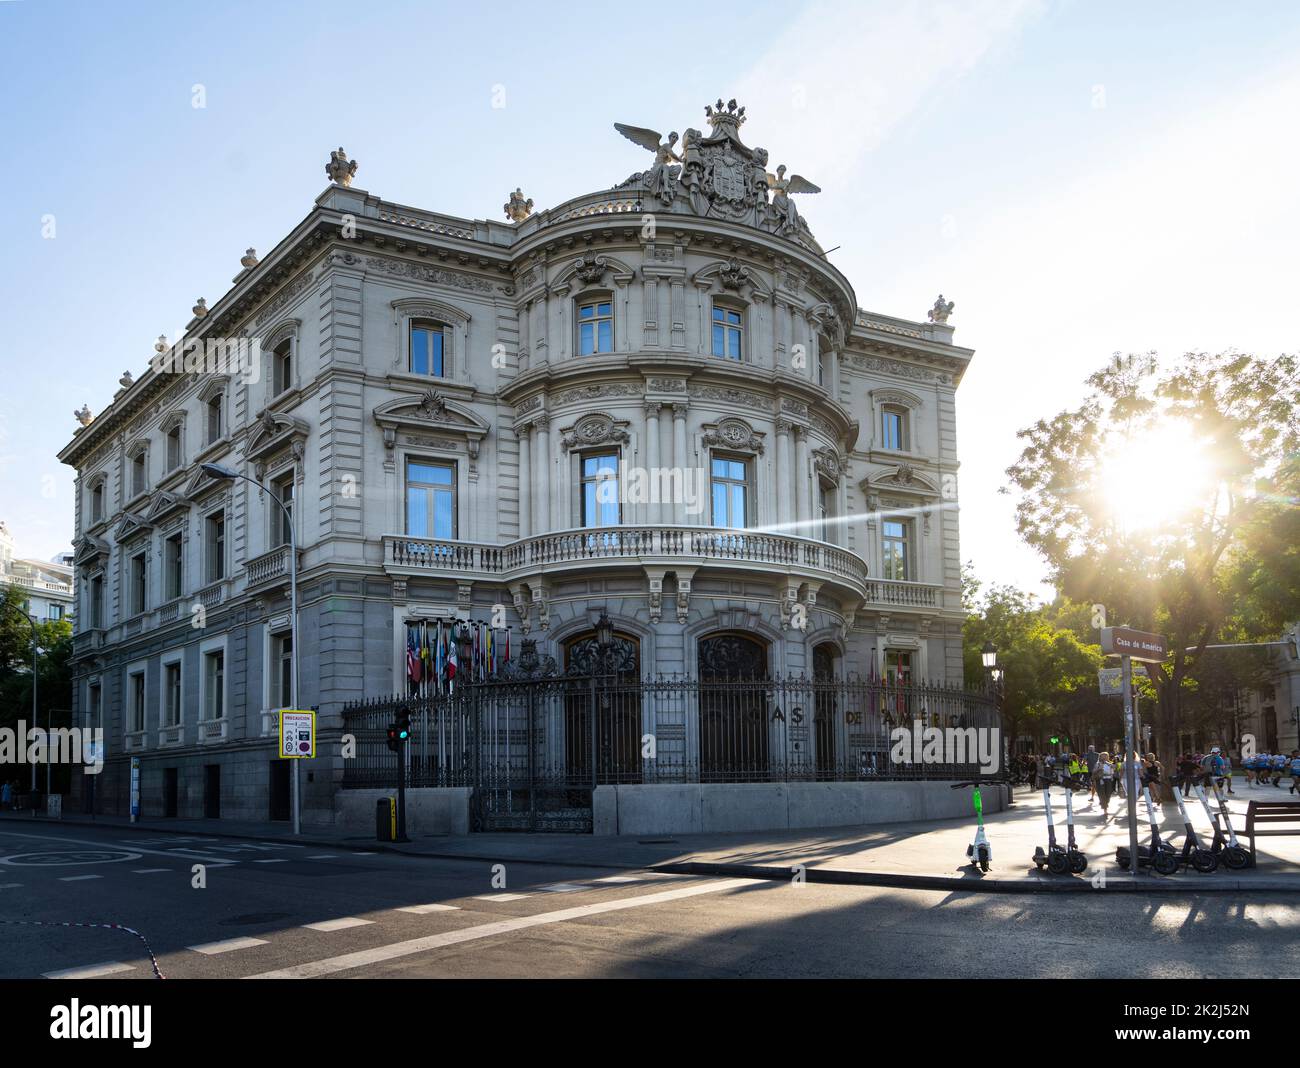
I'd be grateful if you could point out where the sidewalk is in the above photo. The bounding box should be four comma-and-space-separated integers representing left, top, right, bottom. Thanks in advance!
4, 786, 1297, 894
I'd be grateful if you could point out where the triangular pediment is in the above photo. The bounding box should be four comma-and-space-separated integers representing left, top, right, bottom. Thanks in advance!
73, 534, 110, 568
113, 512, 152, 543
144, 489, 189, 524
374, 390, 490, 441
246, 410, 310, 463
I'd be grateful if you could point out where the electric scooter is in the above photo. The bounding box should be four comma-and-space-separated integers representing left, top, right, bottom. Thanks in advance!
1116, 787, 1179, 875
1171, 788, 1218, 873
951, 781, 991, 871
1032, 786, 1085, 874
1200, 781, 1252, 869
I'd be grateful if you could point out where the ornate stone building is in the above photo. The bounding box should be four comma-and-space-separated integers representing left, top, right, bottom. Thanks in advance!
60, 102, 976, 824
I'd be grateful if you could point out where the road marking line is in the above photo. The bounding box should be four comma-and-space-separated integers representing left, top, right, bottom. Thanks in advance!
132, 868, 171, 874
306, 854, 338, 860
474, 893, 530, 901
259, 842, 303, 848
0, 830, 246, 866
593, 875, 640, 883
539, 883, 586, 892
303, 917, 374, 932
253, 859, 289, 864
351, 852, 376, 856
188, 937, 270, 955
248, 878, 753, 979
394, 904, 461, 914
58, 874, 102, 882
43, 961, 133, 979
0, 883, 23, 889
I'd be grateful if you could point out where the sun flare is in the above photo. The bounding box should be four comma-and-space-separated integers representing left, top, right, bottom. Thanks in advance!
1097, 420, 1220, 532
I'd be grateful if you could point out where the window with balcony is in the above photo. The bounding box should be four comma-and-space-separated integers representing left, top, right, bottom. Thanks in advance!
580, 452, 620, 528
882, 518, 912, 581
577, 299, 613, 355
164, 532, 183, 600
710, 455, 750, 529
203, 650, 225, 720
206, 392, 224, 444
163, 661, 182, 727
881, 406, 909, 451
129, 551, 147, 615
405, 459, 456, 539
409, 320, 449, 377
271, 472, 294, 548
711, 304, 743, 360
272, 339, 293, 396
129, 671, 146, 732
205, 512, 226, 583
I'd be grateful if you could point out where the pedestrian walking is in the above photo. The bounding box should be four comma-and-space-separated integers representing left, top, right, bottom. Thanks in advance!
0, 780, 10, 811
1095, 752, 1116, 815
1084, 745, 1099, 801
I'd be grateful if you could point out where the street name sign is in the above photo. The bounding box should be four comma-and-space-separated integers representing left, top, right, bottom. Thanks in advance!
1100, 627, 1167, 662
279, 710, 316, 759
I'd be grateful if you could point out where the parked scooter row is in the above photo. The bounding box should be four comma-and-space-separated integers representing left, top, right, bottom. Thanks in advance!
1033, 783, 1087, 874
1115, 782, 1250, 874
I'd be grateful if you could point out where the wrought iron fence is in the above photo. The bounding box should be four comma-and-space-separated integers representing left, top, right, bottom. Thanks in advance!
340, 673, 1003, 793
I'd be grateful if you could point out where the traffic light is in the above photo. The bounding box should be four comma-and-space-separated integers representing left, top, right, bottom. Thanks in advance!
385, 723, 400, 752
386, 710, 413, 752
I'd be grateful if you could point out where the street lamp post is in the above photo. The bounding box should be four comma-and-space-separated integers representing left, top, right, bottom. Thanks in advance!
2, 600, 39, 799
201, 461, 301, 835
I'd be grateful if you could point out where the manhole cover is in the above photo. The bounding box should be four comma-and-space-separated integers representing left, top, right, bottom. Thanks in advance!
218, 912, 293, 926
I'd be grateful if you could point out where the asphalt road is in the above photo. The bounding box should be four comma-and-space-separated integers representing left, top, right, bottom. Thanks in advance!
1, 822, 1295, 979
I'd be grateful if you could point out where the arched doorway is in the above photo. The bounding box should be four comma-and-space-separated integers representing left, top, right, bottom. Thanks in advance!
813, 643, 839, 777
697, 632, 769, 782
563, 631, 642, 783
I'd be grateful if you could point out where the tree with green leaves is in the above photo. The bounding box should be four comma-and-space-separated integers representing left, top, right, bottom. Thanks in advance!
0, 584, 74, 787
1006, 350, 1300, 771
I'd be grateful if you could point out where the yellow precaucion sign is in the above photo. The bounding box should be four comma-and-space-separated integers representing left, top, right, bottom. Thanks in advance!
278, 710, 316, 759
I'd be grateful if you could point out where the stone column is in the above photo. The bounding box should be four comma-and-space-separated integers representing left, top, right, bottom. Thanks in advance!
794, 426, 812, 537
775, 419, 794, 529
672, 403, 688, 526
644, 402, 661, 525
517, 423, 532, 539
534, 415, 551, 534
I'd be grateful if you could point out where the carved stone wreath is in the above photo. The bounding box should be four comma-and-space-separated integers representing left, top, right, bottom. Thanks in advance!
561, 415, 630, 451
702, 418, 765, 454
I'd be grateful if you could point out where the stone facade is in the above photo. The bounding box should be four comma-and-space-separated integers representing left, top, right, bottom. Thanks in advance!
59, 105, 976, 824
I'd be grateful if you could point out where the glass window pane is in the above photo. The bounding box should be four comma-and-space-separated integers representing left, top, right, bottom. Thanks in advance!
407, 488, 428, 537
433, 490, 453, 539
580, 304, 594, 320
411, 329, 428, 375
431, 330, 444, 376
711, 458, 728, 478
580, 322, 594, 355
598, 320, 612, 352
711, 483, 727, 526
727, 329, 740, 359
712, 324, 724, 356
731, 485, 746, 527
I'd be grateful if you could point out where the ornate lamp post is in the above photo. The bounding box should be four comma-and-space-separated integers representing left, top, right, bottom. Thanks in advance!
201, 461, 301, 834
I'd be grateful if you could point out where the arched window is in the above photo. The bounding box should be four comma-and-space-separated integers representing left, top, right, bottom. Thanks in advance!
697, 632, 769, 781
410, 319, 450, 377
272, 338, 293, 397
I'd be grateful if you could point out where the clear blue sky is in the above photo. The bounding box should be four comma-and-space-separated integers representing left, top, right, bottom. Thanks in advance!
4, 0, 1299, 597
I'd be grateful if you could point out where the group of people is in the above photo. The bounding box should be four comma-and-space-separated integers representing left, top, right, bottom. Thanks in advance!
1014, 746, 1242, 817
1242, 750, 1300, 791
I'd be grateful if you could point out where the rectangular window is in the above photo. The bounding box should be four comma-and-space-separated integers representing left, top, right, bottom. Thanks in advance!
164, 533, 183, 600
884, 649, 913, 686
271, 473, 294, 548
130, 672, 146, 732
206, 393, 223, 444
410, 322, 448, 376
581, 452, 620, 528
882, 518, 911, 581
131, 452, 146, 497
710, 455, 750, 529
88, 683, 102, 730
204, 651, 225, 720
818, 484, 830, 542
711, 305, 743, 360
130, 552, 147, 615
881, 408, 907, 451
49, 604, 64, 621
205, 513, 225, 583
91, 483, 104, 523
273, 633, 293, 708
166, 425, 182, 471
578, 300, 613, 355
405, 460, 456, 539
90, 574, 104, 628
273, 341, 292, 396
164, 662, 182, 727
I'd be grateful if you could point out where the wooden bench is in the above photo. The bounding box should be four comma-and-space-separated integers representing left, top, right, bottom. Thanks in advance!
1244, 801, 1300, 866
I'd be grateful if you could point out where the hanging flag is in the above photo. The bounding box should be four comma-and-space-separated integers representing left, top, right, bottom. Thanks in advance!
406, 624, 422, 684
447, 621, 459, 682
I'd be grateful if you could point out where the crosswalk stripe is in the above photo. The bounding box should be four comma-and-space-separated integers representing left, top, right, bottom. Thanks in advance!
303, 917, 374, 932
132, 868, 171, 874
248, 879, 753, 979
188, 937, 269, 955
394, 904, 461, 914
538, 883, 586, 893
58, 874, 102, 882
593, 875, 640, 883
253, 859, 289, 864
44, 961, 133, 979
474, 893, 530, 901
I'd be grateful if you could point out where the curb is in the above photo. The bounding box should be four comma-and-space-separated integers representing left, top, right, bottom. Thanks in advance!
650, 860, 1300, 894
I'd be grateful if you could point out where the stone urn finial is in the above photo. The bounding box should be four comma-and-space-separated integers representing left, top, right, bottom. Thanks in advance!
192, 298, 208, 319
240, 248, 259, 269
504, 187, 534, 223
74, 404, 94, 427
119, 371, 134, 389
325, 146, 358, 187
154, 335, 169, 354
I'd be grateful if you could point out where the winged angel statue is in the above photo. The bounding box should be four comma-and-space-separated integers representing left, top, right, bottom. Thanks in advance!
766, 164, 820, 236
614, 123, 682, 206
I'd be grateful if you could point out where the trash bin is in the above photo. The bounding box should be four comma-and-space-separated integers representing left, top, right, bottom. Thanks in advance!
376, 797, 395, 842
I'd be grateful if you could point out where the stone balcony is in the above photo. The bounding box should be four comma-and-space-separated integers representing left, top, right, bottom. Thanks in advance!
245, 545, 300, 590
382, 526, 943, 612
